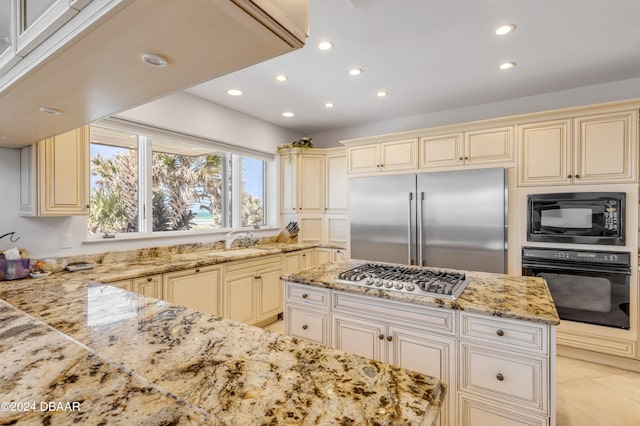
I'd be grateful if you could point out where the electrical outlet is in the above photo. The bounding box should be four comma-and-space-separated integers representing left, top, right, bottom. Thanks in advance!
60, 233, 72, 249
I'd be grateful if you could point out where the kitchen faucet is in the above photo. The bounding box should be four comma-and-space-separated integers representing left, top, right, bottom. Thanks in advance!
225, 230, 259, 249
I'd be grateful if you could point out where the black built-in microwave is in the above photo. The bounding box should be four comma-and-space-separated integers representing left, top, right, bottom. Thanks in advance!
527, 192, 625, 246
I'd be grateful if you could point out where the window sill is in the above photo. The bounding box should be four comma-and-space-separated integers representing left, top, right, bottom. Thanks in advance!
83, 227, 280, 244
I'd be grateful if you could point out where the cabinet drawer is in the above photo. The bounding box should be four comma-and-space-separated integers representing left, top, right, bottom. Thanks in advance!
458, 394, 549, 426
285, 282, 330, 308
460, 313, 549, 354
333, 292, 455, 335
225, 255, 281, 275
460, 343, 548, 414
285, 305, 328, 345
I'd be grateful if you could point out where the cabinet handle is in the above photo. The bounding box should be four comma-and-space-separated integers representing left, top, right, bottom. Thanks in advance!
195, 268, 200, 273
302, 293, 308, 299
302, 324, 308, 330
302, 254, 306, 258
387, 335, 393, 342
146, 277, 152, 282
378, 333, 385, 340
496, 329, 504, 337
254, 276, 261, 280
496, 373, 504, 381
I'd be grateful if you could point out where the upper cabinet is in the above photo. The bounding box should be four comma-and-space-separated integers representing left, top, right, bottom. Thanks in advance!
0, 0, 308, 148
280, 149, 325, 214
347, 139, 418, 175
518, 109, 637, 186
325, 148, 347, 213
419, 126, 514, 170
20, 126, 89, 216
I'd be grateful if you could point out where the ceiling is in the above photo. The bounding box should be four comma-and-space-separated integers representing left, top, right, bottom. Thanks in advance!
185, 0, 640, 135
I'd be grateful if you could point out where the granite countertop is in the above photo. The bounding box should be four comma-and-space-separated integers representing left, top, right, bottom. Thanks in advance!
281, 260, 560, 325
0, 244, 444, 425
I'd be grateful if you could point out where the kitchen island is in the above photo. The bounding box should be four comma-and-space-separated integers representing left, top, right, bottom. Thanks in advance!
281, 260, 560, 426
0, 245, 445, 425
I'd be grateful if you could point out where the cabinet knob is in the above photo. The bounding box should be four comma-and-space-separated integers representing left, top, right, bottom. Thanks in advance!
302, 254, 306, 257
146, 277, 152, 282
195, 268, 200, 273
378, 333, 385, 340
496, 373, 504, 381
254, 276, 261, 280
302, 293, 308, 299
459, 157, 463, 161
85, 204, 90, 209
574, 174, 580, 179
496, 329, 505, 337
465, 156, 468, 160
567, 174, 572, 178
302, 324, 308, 330
386, 335, 393, 342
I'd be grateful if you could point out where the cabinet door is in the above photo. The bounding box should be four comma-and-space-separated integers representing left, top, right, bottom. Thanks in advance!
419, 134, 463, 169
464, 126, 514, 165
162, 266, 222, 316
283, 252, 302, 275
280, 153, 297, 213
574, 110, 637, 184
224, 274, 256, 324
333, 248, 346, 262
325, 215, 347, 246
15, 0, 77, 56
300, 249, 315, 269
132, 275, 162, 299
286, 304, 328, 345
257, 266, 283, 322
380, 139, 417, 171
332, 313, 386, 362
459, 395, 548, 426
0, 1, 19, 74
518, 120, 571, 186
37, 126, 89, 215
315, 248, 332, 266
298, 154, 325, 212
298, 214, 323, 243
108, 279, 132, 291
348, 144, 379, 174
389, 325, 455, 426
325, 152, 347, 212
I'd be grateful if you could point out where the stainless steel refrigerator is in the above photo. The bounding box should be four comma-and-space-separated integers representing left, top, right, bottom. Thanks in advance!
349, 168, 507, 273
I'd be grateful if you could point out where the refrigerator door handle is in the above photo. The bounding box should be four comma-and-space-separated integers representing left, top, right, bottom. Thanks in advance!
417, 191, 424, 266
408, 192, 414, 265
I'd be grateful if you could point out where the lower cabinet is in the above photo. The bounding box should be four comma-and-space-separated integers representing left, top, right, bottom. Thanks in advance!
132, 274, 163, 299
315, 247, 346, 265
162, 265, 222, 316
283, 282, 555, 426
283, 248, 315, 274
224, 255, 283, 326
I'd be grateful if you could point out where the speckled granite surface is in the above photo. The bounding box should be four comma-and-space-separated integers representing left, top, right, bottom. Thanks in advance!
0, 245, 444, 425
282, 260, 560, 325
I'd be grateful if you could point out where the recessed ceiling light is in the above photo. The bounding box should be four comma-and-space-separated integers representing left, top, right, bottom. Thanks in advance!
324, 102, 335, 108
498, 61, 517, 70
349, 68, 363, 76
495, 24, 516, 35
376, 91, 388, 97
227, 89, 243, 96
282, 112, 295, 118
39, 106, 61, 115
318, 40, 334, 50
141, 53, 168, 67
275, 74, 288, 82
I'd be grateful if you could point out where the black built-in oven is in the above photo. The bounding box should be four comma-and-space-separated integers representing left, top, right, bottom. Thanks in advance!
522, 247, 630, 329
527, 192, 625, 245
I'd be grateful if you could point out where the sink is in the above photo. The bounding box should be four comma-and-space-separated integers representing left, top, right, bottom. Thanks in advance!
209, 248, 271, 258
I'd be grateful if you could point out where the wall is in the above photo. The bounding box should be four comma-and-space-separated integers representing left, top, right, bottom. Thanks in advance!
310, 76, 640, 147
0, 95, 301, 258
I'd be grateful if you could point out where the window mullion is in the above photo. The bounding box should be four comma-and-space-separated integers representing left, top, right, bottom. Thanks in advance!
230, 154, 241, 229
140, 136, 153, 235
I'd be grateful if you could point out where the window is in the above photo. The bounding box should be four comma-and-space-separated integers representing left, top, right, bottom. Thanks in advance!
88, 127, 139, 236
88, 122, 271, 238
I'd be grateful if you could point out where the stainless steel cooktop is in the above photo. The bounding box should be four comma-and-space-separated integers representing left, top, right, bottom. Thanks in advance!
335, 263, 470, 300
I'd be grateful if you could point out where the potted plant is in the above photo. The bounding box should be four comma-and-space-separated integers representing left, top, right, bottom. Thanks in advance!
280, 137, 313, 161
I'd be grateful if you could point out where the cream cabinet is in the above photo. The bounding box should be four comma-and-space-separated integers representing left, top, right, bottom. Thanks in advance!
283, 249, 315, 274
280, 150, 325, 214
325, 148, 347, 213
224, 255, 282, 326
283, 283, 556, 426
284, 283, 330, 345
315, 247, 346, 266
420, 126, 514, 170
518, 110, 637, 186
132, 274, 163, 299
19, 126, 90, 216
162, 265, 222, 316
107, 279, 132, 291
347, 139, 418, 174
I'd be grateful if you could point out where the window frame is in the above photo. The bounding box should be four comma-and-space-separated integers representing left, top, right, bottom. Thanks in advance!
87, 120, 275, 241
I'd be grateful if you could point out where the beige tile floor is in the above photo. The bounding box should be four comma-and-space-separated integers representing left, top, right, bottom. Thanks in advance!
263, 320, 640, 425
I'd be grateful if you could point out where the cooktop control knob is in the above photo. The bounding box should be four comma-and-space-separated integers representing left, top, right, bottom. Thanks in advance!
374, 279, 383, 287
384, 280, 393, 288
394, 281, 404, 290
405, 283, 415, 291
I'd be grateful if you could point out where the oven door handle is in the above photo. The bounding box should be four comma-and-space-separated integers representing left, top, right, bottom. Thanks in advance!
522, 261, 630, 275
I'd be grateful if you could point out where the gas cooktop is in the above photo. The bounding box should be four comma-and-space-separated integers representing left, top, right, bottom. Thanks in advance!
335, 263, 470, 300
